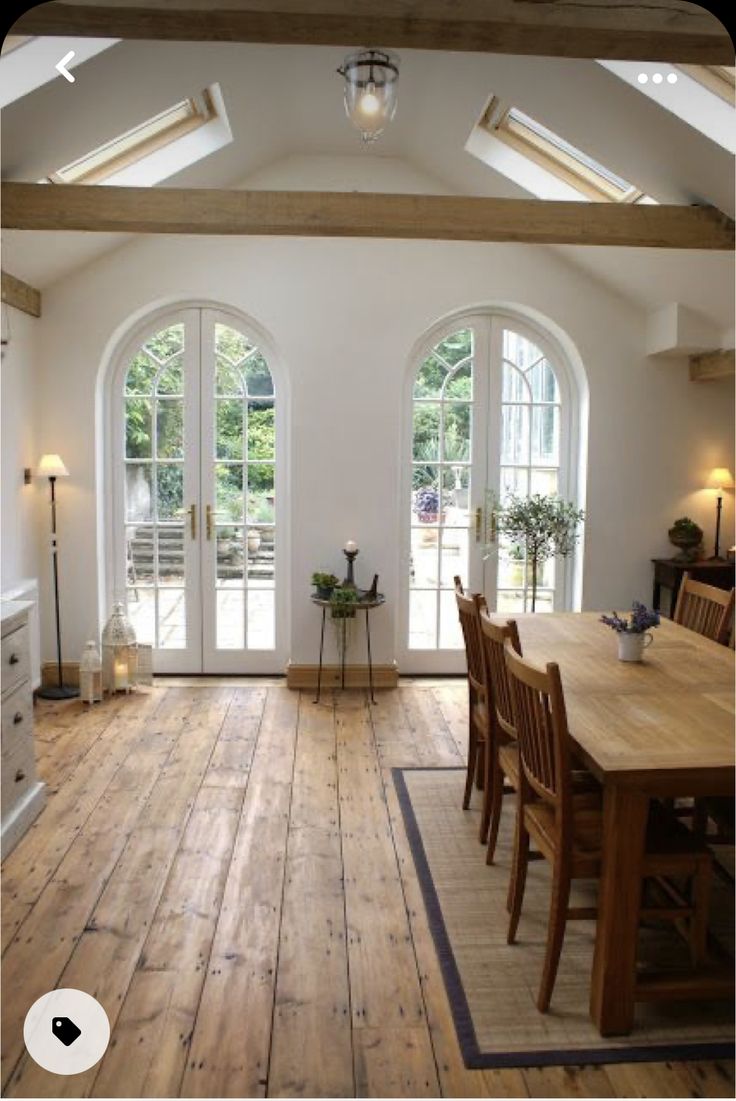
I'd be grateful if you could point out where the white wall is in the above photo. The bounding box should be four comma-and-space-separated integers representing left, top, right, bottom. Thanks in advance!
27, 228, 734, 671
1, 308, 40, 592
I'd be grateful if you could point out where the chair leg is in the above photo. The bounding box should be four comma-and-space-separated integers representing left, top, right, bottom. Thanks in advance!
537, 859, 572, 1013
475, 739, 485, 790
479, 736, 493, 844
689, 855, 712, 966
692, 799, 709, 843
484, 750, 505, 860
463, 729, 477, 811
507, 811, 530, 943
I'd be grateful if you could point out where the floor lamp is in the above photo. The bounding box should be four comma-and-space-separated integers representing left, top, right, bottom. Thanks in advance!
706, 467, 734, 562
36, 454, 79, 700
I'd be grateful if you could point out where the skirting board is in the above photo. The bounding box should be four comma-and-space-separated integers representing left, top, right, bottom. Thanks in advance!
1, 781, 46, 859
285, 662, 399, 689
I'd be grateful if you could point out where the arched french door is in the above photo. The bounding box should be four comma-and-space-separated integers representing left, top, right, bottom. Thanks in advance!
400, 311, 582, 673
111, 307, 285, 673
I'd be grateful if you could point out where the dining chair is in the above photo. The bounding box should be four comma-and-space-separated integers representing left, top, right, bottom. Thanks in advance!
454, 581, 492, 842
674, 573, 735, 645
503, 640, 713, 1014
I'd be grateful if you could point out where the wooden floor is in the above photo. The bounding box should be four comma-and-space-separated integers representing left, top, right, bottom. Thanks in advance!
2, 682, 734, 1098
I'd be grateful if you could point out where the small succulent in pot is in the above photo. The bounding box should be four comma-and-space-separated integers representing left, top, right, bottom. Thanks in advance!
668, 516, 703, 563
330, 586, 359, 619
311, 571, 339, 599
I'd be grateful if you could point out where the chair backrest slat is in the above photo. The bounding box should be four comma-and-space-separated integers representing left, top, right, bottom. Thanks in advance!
674, 573, 735, 645
479, 609, 522, 739
504, 640, 572, 820
454, 585, 487, 697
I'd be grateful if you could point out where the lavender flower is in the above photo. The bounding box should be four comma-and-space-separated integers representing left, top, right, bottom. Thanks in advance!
600, 601, 660, 634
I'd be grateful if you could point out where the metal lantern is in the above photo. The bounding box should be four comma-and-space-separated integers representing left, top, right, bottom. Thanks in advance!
79, 640, 103, 705
102, 602, 138, 693
337, 49, 400, 143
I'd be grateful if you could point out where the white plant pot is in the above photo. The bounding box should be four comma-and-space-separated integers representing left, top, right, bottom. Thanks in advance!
617, 631, 653, 662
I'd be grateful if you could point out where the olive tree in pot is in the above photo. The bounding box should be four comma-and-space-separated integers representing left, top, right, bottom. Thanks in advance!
489, 494, 585, 612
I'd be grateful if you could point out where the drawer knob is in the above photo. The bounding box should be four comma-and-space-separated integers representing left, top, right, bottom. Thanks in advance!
14, 769, 25, 783
13, 711, 23, 725
8, 653, 19, 665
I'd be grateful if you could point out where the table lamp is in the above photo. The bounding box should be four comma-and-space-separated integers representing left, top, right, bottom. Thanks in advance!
705, 467, 734, 561
36, 454, 79, 699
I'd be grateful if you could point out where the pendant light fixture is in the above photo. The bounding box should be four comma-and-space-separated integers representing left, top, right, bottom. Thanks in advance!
337, 49, 400, 143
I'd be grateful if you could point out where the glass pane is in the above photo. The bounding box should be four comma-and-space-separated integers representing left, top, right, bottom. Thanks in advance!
216, 399, 244, 460
499, 466, 529, 499
496, 590, 525, 613
444, 361, 472, 401
125, 463, 153, 522
247, 526, 275, 585
413, 404, 441, 462
501, 404, 530, 466
528, 359, 559, 403
502, 362, 529, 403
531, 405, 559, 465
530, 468, 559, 496
126, 587, 155, 645
217, 589, 244, 649
441, 466, 470, 525
439, 589, 463, 648
443, 404, 471, 463
125, 354, 157, 395
216, 359, 244, 396
435, 329, 472, 368
156, 357, 183, 396
157, 400, 184, 459
412, 473, 441, 523
533, 591, 554, 614
146, 323, 184, 363
503, 330, 543, 370
413, 355, 447, 399
217, 526, 244, 584
156, 464, 183, 521
247, 589, 275, 649
158, 588, 186, 648
243, 352, 274, 397
125, 398, 152, 458
157, 524, 185, 585
410, 527, 439, 589
534, 557, 556, 589
498, 553, 527, 590
216, 323, 252, 365
247, 465, 275, 524
216, 464, 244, 523
248, 403, 275, 460
409, 590, 437, 649
126, 525, 154, 585
440, 528, 469, 589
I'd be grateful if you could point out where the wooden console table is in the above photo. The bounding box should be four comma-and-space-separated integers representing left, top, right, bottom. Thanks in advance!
651, 558, 735, 618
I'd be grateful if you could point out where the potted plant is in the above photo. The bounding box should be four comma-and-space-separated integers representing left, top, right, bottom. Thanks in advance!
311, 571, 339, 599
600, 602, 660, 662
668, 517, 703, 562
413, 486, 441, 524
330, 586, 359, 618
490, 494, 585, 612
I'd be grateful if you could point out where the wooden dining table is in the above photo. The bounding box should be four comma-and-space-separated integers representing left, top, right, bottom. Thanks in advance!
514, 611, 735, 1037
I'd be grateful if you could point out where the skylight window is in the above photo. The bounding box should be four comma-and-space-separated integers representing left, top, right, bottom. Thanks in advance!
481, 97, 648, 203
676, 65, 735, 104
45, 89, 219, 185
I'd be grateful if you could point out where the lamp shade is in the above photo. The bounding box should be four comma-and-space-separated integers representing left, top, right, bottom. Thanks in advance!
706, 467, 735, 491
37, 453, 69, 478
338, 49, 400, 143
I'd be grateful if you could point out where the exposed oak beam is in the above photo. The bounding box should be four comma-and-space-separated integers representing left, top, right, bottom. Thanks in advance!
689, 349, 735, 381
2, 184, 734, 250
12, 0, 734, 64
1, 270, 41, 318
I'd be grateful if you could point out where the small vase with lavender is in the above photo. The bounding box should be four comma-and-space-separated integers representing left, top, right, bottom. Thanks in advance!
600, 602, 660, 662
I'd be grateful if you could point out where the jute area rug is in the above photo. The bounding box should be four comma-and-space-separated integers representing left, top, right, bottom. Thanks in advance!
393, 766, 734, 1069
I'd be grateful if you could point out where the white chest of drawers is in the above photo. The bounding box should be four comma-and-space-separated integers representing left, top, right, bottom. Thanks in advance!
1, 601, 46, 859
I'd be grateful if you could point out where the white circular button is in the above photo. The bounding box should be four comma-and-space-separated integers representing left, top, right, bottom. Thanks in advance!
24, 989, 110, 1075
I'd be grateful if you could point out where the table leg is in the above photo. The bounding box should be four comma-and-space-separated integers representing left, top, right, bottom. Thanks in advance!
652, 575, 661, 613
365, 608, 376, 704
590, 783, 649, 1035
314, 607, 326, 704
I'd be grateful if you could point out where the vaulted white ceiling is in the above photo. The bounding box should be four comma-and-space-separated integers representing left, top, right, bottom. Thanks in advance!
1, 38, 733, 332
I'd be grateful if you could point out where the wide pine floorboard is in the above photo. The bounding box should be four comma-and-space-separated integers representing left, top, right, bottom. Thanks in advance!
1, 683, 733, 1098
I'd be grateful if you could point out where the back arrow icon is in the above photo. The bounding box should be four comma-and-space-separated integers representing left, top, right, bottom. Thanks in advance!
55, 51, 76, 82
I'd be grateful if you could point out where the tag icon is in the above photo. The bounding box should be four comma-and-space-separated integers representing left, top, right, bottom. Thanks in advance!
52, 1017, 81, 1047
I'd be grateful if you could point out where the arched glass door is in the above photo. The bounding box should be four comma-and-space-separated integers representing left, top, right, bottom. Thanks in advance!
115, 308, 283, 673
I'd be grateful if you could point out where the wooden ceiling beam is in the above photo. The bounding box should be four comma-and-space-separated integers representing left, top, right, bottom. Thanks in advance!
11, 0, 734, 65
689, 349, 735, 381
1, 270, 41, 318
2, 183, 733, 250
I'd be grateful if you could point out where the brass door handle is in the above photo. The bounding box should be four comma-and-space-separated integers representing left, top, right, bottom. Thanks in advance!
175, 505, 197, 539
475, 506, 483, 543
206, 505, 228, 540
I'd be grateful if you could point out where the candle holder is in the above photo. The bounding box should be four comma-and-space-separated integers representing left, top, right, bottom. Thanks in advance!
343, 548, 359, 589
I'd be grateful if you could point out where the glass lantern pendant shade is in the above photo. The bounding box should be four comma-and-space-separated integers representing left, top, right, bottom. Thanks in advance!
338, 49, 400, 143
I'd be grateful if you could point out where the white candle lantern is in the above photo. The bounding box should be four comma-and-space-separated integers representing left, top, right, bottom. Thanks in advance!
102, 603, 138, 694
79, 640, 103, 704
